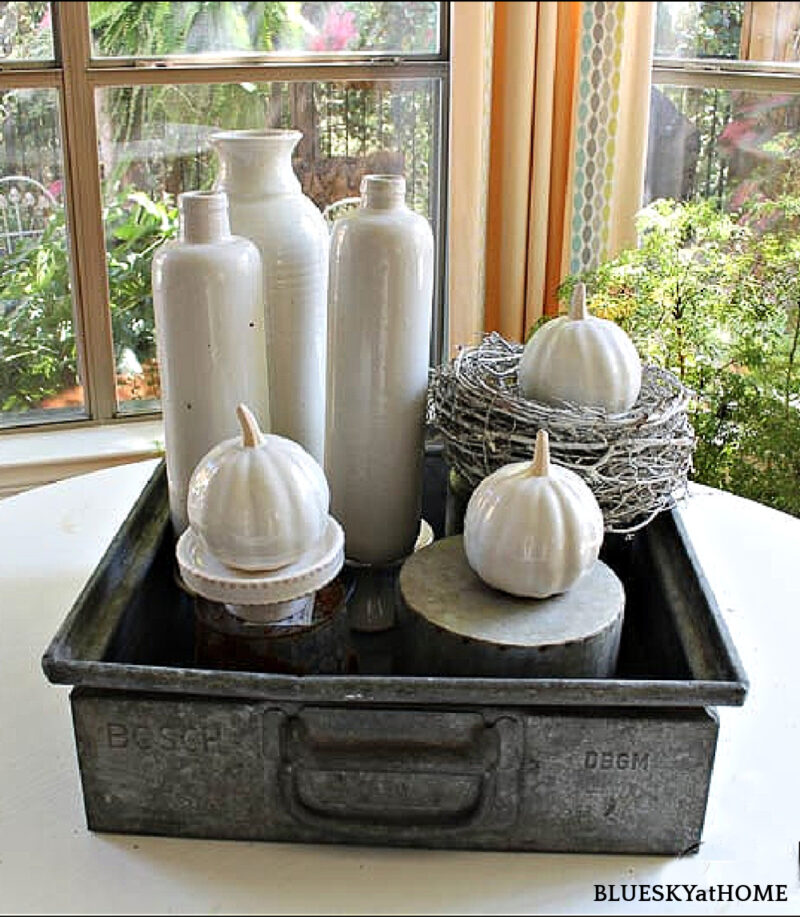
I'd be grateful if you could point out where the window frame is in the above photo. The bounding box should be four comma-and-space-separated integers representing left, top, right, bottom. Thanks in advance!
0, 1, 450, 433
653, 57, 800, 93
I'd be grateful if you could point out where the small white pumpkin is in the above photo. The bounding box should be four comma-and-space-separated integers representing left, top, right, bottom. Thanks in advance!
519, 283, 642, 413
187, 403, 329, 571
463, 430, 603, 598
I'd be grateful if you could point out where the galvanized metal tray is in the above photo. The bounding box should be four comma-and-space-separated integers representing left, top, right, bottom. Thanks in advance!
42, 458, 748, 854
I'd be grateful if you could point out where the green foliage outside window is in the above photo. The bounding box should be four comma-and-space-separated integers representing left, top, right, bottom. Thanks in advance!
0, 192, 175, 412
5, 1, 798, 522
0, 214, 74, 413
0, 1, 439, 422
89, 1, 291, 56
105, 192, 178, 373
556, 195, 800, 518
655, 2, 744, 59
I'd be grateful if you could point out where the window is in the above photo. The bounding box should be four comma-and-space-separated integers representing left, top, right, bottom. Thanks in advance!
0, 2, 448, 429
647, 2, 800, 207
642, 2, 800, 518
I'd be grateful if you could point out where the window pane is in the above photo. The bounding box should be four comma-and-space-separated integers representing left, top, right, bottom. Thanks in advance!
643, 83, 800, 520
645, 85, 800, 207
0, 2, 53, 61
90, 2, 440, 59
655, 1, 800, 64
0, 88, 83, 428
96, 79, 442, 413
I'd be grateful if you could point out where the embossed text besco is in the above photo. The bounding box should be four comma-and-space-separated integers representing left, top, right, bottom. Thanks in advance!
105, 722, 226, 753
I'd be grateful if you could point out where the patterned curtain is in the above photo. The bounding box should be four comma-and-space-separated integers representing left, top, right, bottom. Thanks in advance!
447, 1, 655, 348
568, 1, 656, 276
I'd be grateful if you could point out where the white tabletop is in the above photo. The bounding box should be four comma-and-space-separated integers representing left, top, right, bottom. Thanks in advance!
1, 460, 798, 915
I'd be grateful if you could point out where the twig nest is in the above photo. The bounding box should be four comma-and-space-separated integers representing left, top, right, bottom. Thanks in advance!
187, 404, 330, 571
428, 333, 695, 534
519, 283, 642, 413
464, 430, 604, 598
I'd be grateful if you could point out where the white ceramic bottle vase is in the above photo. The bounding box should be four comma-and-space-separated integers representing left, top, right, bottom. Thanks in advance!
210, 129, 329, 464
326, 174, 434, 565
152, 190, 269, 534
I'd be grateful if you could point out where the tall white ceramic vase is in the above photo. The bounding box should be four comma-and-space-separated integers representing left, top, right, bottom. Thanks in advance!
152, 190, 269, 534
210, 129, 328, 464
326, 174, 434, 565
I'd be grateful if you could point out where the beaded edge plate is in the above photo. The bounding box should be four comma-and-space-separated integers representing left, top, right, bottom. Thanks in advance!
176, 517, 344, 605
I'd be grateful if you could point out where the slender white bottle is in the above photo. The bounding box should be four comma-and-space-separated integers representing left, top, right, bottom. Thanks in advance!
210, 129, 329, 464
326, 174, 434, 565
152, 190, 269, 534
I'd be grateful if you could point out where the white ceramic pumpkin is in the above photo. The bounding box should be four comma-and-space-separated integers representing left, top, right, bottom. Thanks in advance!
463, 430, 604, 598
187, 403, 330, 571
518, 283, 642, 413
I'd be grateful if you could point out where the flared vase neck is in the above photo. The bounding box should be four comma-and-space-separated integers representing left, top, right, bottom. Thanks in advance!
211, 130, 302, 197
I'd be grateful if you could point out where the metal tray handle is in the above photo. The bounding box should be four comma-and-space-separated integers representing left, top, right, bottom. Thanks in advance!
276, 710, 521, 835
282, 766, 494, 830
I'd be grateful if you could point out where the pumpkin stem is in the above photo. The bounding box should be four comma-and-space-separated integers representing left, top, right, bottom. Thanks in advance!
236, 403, 264, 448
569, 282, 588, 321
530, 429, 551, 477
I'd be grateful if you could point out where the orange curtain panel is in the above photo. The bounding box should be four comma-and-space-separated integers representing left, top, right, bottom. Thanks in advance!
448, 1, 655, 349
484, 1, 580, 340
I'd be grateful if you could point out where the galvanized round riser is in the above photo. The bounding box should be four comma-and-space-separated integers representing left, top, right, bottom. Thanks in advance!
399, 536, 624, 678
